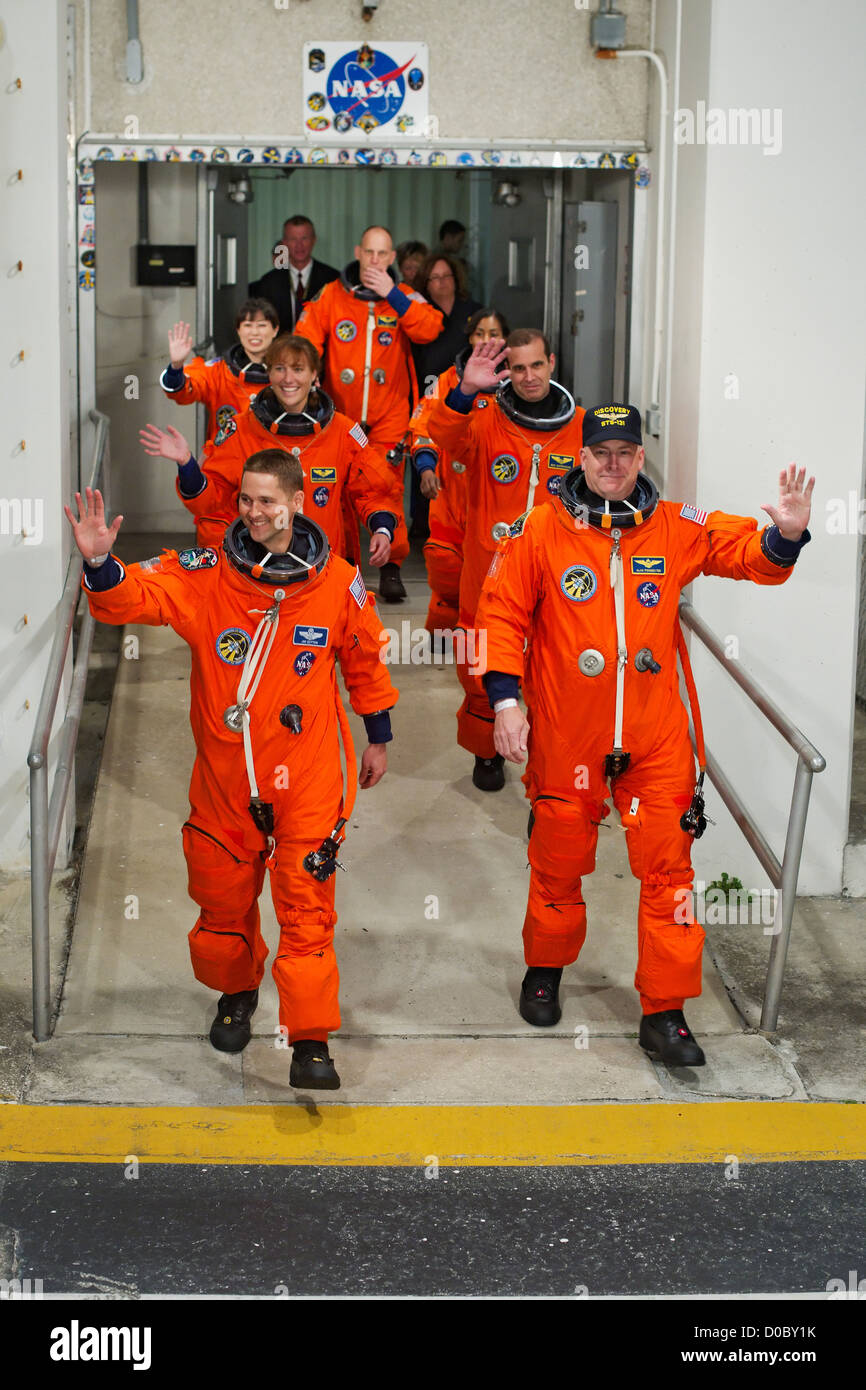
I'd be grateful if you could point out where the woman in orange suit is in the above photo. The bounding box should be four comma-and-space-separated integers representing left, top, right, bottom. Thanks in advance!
143, 335, 408, 578
408, 308, 509, 635
476, 403, 814, 1067
66, 451, 398, 1091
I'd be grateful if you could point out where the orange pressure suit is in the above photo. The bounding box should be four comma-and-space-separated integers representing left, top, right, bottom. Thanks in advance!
407, 363, 470, 632
475, 472, 803, 1013
296, 266, 442, 562
428, 381, 585, 758
83, 518, 397, 1042
160, 345, 269, 447
179, 386, 409, 565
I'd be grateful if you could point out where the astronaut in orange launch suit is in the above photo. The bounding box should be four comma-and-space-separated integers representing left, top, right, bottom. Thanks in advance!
428, 332, 585, 790
143, 334, 408, 576
296, 225, 442, 602
476, 403, 813, 1066
66, 450, 398, 1091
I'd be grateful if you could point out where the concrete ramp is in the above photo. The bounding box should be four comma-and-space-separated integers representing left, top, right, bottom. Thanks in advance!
30, 554, 804, 1105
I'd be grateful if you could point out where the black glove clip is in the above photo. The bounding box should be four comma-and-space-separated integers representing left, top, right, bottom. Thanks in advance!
303, 818, 348, 882
680, 772, 708, 839
604, 749, 631, 779
248, 798, 275, 836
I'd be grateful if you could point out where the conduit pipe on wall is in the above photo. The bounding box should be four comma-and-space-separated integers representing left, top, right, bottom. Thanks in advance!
599, 45, 669, 434
126, 0, 143, 84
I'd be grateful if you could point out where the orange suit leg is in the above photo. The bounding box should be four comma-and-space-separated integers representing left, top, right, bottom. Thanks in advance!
269, 842, 339, 1044
183, 823, 269, 992
423, 540, 461, 633
612, 735, 705, 1014
455, 624, 496, 759
522, 796, 607, 966
268, 761, 345, 1044
366, 414, 410, 567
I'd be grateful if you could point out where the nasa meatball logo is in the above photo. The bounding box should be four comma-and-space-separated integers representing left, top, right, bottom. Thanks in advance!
377, 330, 393, 347
560, 564, 598, 603
491, 454, 519, 484
636, 580, 661, 607
323, 46, 416, 132
546, 476, 562, 495
294, 650, 317, 677
312, 486, 330, 508
215, 628, 252, 665
335, 319, 357, 342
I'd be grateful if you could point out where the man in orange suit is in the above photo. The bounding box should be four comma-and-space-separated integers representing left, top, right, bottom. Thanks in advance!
66, 453, 398, 1091
476, 402, 814, 1066
296, 224, 443, 602
428, 330, 585, 790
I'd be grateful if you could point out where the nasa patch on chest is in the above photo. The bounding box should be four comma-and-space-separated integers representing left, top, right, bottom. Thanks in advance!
294, 650, 317, 677
636, 580, 661, 607
560, 564, 598, 602
178, 547, 218, 571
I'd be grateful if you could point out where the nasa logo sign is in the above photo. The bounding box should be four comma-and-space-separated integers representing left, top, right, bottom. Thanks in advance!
305, 42, 429, 136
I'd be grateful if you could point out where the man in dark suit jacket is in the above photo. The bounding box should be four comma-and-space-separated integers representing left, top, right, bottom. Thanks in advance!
248, 216, 339, 334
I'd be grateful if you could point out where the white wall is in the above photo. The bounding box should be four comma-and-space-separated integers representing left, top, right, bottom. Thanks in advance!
0, 1, 76, 869
78, 0, 651, 144
660, 0, 866, 896
94, 161, 197, 532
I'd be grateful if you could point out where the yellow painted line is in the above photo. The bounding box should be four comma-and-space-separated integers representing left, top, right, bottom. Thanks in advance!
0, 1102, 864, 1166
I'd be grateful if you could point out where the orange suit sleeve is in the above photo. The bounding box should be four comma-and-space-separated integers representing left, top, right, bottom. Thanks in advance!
689, 511, 803, 587
392, 286, 443, 345
427, 392, 481, 463
82, 551, 215, 636
294, 290, 330, 357
161, 356, 221, 411
332, 563, 399, 717
343, 430, 401, 529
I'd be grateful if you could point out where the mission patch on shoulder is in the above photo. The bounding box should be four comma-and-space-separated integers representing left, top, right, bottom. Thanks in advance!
178, 547, 218, 571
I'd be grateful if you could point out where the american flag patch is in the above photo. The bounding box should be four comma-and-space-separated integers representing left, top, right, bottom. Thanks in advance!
680, 504, 708, 525
349, 423, 368, 448
349, 567, 368, 609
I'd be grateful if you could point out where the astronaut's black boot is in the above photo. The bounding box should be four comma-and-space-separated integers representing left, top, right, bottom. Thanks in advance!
472, 753, 505, 792
290, 1039, 341, 1091
378, 563, 407, 603
209, 988, 259, 1053
639, 1009, 706, 1067
519, 967, 563, 1026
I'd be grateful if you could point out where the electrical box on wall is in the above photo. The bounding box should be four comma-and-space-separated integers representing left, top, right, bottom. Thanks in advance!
135, 244, 196, 286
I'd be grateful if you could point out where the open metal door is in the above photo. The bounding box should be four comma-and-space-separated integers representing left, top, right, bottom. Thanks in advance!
561, 199, 618, 408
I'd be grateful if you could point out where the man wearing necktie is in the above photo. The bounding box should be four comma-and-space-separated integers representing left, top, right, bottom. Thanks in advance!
249, 216, 339, 336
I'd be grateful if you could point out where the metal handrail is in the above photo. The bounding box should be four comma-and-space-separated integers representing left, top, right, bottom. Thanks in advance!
27, 410, 110, 1041
679, 599, 826, 1032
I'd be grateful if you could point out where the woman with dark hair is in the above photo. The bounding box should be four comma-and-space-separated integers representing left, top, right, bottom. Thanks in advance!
407, 307, 510, 632
413, 252, 483, 388
396, 239, 428, 290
